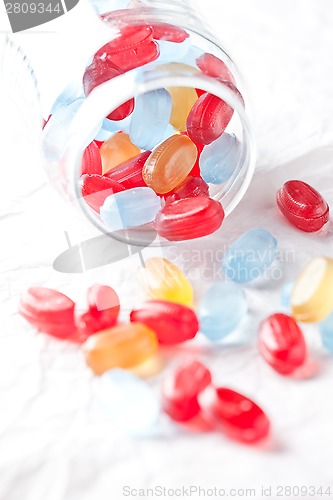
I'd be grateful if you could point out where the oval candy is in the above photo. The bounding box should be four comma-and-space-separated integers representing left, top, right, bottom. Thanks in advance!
155, 197, 224, 241
196, 53, 235, 83
83, 322, 158, 375
276, 180, 329, 232
199, 133, 241, 185
320, 312, 333, 353
130, 300, 199, 345
81, 141, 102, 176
165, 176, 209, 203
258, 313, 307, 375
105, 151, 151, 189
167, 86, 198, 131
100, 133, 141, 174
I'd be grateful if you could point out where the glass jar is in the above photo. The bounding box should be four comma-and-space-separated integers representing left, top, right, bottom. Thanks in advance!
41, 0, 255, 246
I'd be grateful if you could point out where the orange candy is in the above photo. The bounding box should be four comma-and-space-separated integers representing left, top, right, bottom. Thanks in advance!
167, 86, 199, 131
83, 323, 158, 375
100, 133, 141, 174
143, 135, 197, 194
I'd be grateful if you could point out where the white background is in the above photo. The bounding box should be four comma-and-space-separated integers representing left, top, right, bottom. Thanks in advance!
1, 1, 333, 499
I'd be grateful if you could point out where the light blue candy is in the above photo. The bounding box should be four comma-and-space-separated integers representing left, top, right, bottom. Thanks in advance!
100, 187, 161, 231
95, 115, 131, 141
199, 281, 247, 341
129, 89, 172, 150
50, 79, 84, 115
223, 228, 278, 284
96, 369, 160, 435
199, 133, 241, 184
157, 37, 191, 63
281, 281, 294, 310
319, 312, 333, 353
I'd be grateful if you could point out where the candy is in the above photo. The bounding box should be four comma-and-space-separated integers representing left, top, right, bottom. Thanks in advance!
199, 387, 270, 443
83, 322, 158, 375
151, 23, 189, 43
100, 187, 161, 231
196, 53, 235, 83
187, 92, 234, 145
83, 60, 134, 121
167, 86, 198, 131
102, 116, 132, 134
75, 285, 120, 339
276, 180, 329, 232
155, 197, 224, 241
165, 176, 209, 203
138, 257, 193, 306
96, 369, 160, 435
80, 141, 102, 176
80, 174, 125, 213
100, 133, 141, 174
320, 312, 333, 353
130, 300, 199, 345
94, 25, 159, 71
143, 134, 197, 194
281, 282, 294, 309
199, 133, 240, 184
162, 360, 212, 422
223, 228, 278, 284
19, 287, 76, 339
198, 281, 247, 341
129, 89, 172, 150
258, 313, 307, 375
291, 257, 333, 323
105, 151, 151, 189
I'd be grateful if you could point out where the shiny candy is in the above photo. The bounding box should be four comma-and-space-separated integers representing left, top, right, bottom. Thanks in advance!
162, 360, 212, 422
276, 180, 329, 232
143, 134, 197, 194
187, 92, 234, 145
100, 133, 141, 174
199, 133, 240, 184
105, 151, 151, 189
138, 257, 193, 306
258, 313, 306, 375
75, 285, 120, 340
83, 323, 158, 375
320, 312, 333, 353
151, 23, 189, 43
129, 89, 172, 150
80, 174, 125, 213
96, 369, 160, 435
100, 187, 161, 231
223, 228, 278, 284
130, 300, 199, 345
196, 53, 235, 83
199, 387, 270, 443
80, 141, 102, 176
19, 287, 75, 339
165, 176, 209, 203
167, 86, 198, 131
155, 197, 224, 241
198, 281, 247, 341
291, 257, 333, 323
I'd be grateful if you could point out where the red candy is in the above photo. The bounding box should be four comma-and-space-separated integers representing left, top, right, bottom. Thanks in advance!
196, 53, 235, 84
187, 92, 234, 145
83, 61, 134, 121
155, 197, 224, 241
276, 180, 329, 232
130, 300, 199, 345
94, 25, 159, 72
165, 176, 209, 203
81, 141, 102, 176
200, 387, 270, 443
162, 360, 212, 422
258, 313, 307, 375
19, 287, 76, 339
80, 174, 125, 213
150, 22, 189, 42
105, 151, 151, 189
75, 285, 120, 340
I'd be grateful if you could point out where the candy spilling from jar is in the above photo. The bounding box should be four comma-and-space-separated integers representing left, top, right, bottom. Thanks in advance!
43, 15, 245, 241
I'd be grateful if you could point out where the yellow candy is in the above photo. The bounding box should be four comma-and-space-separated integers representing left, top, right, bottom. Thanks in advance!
291, 257, 333, 323
83, 323, 158, 375
167, 86, 199, 131
100, 133, 141, 174
138, 257, 193, 306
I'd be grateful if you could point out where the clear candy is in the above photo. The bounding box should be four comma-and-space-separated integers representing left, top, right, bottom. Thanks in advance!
199, 133, 240, 184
